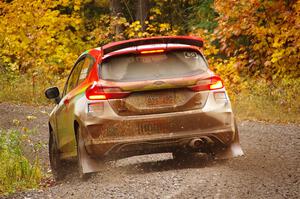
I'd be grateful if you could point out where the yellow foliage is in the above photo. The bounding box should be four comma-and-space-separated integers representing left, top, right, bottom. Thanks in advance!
214, 0, 300, 79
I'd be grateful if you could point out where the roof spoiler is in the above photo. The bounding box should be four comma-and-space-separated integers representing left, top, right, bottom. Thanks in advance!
102, 36, 204, 55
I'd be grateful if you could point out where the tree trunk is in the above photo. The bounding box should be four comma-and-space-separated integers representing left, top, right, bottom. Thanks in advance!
110, 0, 123, 36
135, 0, 149, 31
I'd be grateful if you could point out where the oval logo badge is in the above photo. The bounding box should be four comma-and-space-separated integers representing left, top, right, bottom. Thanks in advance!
153, 81, 165, 86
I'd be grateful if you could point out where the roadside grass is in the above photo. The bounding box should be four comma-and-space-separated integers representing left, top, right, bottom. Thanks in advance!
0, 73, 63, 105
232, 79, 300, 124
233, 93, 300, 124
0, 129, 43, 195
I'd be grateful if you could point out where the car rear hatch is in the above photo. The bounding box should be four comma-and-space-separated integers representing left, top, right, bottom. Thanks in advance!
100, 48, 211, 116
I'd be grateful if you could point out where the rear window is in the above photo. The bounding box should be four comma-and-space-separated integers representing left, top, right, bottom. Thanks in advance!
101, 50, 208, 82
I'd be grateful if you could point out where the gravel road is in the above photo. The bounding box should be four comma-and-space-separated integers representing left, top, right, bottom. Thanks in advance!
0, 102, 299, 199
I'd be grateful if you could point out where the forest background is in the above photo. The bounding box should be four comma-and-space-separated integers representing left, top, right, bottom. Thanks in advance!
0, 0, 299, 123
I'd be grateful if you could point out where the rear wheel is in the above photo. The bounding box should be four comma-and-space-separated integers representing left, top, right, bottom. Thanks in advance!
49, 130, 64, 180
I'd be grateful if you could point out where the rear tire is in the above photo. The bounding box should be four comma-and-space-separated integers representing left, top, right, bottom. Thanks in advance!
49, 130, 64, 181
76, 126, 92, 180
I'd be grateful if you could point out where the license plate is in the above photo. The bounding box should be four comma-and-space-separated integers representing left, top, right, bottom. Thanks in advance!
146, 93, 175, 106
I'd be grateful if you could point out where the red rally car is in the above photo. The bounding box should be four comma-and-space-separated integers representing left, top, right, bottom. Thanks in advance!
45, 36, 244, 179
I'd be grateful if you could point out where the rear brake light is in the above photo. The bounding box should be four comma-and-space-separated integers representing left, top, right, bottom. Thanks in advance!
209, 76, 224, 90
140, 49, 165, 54
189, 76, 224, 91
85, 83, 130, 100
89, 95, 106, 100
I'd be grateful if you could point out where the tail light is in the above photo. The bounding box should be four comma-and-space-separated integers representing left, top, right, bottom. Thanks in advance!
140, 49, 165, 54
189, 76, 224, 91
85, 83, 130, 100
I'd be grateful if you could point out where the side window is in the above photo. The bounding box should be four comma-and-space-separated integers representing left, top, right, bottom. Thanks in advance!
65, 60, 84, 95
78, 56, 94, 85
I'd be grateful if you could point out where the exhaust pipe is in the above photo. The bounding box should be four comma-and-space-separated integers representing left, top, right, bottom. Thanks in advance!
202, 136, 214, 145
189, 138, 205, 149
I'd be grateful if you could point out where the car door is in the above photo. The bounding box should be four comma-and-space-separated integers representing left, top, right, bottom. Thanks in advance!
55, 57, 85, 154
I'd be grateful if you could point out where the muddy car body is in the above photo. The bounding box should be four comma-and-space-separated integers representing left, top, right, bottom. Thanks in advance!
45, 36, 243, 176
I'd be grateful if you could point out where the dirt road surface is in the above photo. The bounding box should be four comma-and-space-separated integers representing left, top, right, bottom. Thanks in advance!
0, 102, 299, 199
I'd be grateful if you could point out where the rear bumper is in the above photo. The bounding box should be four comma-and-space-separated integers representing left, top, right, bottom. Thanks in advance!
82, 109, 237, 158
85, 126, 236, 159
80, 90, 241, 159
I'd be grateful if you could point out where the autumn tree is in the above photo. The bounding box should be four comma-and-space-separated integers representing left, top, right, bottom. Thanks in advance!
135, 0, 150, 31
214, 0, 300, 79
0, 0, 112, 76
110, 0, 124, 35
1, 0, 298, 83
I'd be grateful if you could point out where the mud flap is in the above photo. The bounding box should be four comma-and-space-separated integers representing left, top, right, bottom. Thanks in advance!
214, 142, 244, 159
78, 127, 104, 174
213, 122, 244, 159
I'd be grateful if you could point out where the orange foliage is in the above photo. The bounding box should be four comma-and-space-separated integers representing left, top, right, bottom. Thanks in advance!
214, 0, 300, 79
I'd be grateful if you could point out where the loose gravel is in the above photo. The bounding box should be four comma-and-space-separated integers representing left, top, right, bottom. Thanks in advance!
0, 103, 299, 199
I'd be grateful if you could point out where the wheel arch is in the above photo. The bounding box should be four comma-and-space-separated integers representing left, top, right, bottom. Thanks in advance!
48, 121, 56, 142
48, 122, 53, 133
74, 120, 80, 142
73, 115, 85, 142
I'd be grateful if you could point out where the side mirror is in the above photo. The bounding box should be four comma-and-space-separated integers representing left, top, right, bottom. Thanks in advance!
45, 87, 60, 104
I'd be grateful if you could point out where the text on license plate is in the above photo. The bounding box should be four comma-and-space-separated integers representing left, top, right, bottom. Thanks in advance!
138, 120, 169, 135
146, 94, 174, 106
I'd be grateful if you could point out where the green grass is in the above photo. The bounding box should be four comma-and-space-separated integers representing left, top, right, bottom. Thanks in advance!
231, 79, 300, 124
233, 93, 300, 124
0, 129, 42, 195
0, 72, 63, 105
